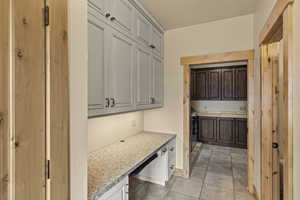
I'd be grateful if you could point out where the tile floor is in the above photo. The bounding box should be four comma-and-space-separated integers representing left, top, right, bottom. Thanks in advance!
130, 144, 255, 200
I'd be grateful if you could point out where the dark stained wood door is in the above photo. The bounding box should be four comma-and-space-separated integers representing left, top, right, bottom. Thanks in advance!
208, 69, 221, 100
218, 118, 235, 145
221, 68, 235, 100
195, 70, 208, 100
235, 118, 248, 148
198, 117, 217, 142
235, 66, 247, 100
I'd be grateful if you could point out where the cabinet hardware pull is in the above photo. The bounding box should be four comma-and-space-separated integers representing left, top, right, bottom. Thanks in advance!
162, 148, 167, 153
105, 98, 110, 108
170, 147, 174, 152
170, 165, 174, 170
149, 44, 155, 49
110, 17, 116, 21
105, 13, 111, 18
110, 98, 116, 107
150, 97, 155, 104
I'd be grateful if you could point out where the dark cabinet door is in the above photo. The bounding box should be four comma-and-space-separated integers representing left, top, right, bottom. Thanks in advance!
198, 117, 217, 142
190, 70, 198, 100
208, 69, 221, 100
235, 118, 248, 148
195, 70, 208, 100
235, 67, 247, 100
221, 68, 235, 100
218, 118, 235, 145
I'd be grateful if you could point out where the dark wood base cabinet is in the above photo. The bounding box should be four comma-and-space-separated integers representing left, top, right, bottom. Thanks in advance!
197, 117, 247, 148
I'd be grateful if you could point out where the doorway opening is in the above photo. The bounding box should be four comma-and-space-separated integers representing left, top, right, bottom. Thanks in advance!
180, 50, 255, 195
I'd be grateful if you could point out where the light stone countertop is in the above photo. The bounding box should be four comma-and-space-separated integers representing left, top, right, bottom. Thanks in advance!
88, 131, 176, 200
192, 111, 248, 119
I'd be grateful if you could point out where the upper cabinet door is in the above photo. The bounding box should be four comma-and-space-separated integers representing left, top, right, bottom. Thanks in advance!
88, 14, 109, 117
135, 12, 152, 47
151, 27, 163, 57
235, 66, 248, 100
221, 68, 235, 100
108, 0, 134, 34
109, 29, 135, 112
136, 45, 151, 108
88, 0, 107, 15
151, 55, 164, 106
195, 70, 208, 100
208, 69, 221, 100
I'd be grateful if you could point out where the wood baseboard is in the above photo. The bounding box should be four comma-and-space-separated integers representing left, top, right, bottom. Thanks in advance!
253, 185, 260, 200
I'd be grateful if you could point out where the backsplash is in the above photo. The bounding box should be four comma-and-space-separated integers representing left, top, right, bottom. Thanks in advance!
191, 100, 247, 113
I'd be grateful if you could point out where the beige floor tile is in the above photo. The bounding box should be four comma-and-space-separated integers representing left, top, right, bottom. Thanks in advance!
170, 177, 202, 198
163, 191, 198, 200
200, 185, 234, 200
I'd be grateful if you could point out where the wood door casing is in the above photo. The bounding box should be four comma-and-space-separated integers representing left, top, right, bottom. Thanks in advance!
15, 0, 46, 199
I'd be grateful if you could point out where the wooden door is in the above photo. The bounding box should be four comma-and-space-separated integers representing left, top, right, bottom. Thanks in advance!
235, 66, 247, 100
88, 15, 110, 117
208, 69, 221, 100
235, 119, 248, 148
136, 45, 151, 108
15, 0, 46, 199
109, 0, 134, 34
88, 0, 107, 15
109, 28, 135, 112
135, 11, 152, 47
221, 68, 235, 100
218, 118, 235, 145
198, 117, 217, 143
151, 55, 164, 106
195, 70, 208, 100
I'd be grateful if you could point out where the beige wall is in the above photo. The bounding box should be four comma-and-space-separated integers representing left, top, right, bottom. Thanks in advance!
88, 112, 144, 152
293, 1, 300, 199
144, 14, 254, 169
69, 0, 88, 199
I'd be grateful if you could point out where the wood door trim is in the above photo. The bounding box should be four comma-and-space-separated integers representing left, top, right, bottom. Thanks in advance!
0, 0, 10, 199
180, 50, 255, 195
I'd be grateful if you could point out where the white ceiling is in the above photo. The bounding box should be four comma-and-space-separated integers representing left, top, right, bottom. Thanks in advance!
138, 0, 257, 30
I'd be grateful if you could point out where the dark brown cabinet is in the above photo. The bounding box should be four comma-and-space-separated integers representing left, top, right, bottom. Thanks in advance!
198, 117, 217, 143
235, 67, 248, 100
208, 69, 221, 100
197, 117, 247, 148
191, 65, 247, 101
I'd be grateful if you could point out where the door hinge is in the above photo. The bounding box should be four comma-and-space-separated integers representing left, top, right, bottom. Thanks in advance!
44, 6, 50, 27
46, 160, 50, 180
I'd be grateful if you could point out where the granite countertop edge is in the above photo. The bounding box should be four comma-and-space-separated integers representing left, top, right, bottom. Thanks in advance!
90, 133, 176, 200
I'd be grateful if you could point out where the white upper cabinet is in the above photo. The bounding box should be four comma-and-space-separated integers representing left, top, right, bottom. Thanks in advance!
109, 28, 135, 112
88, 14, 109, 117
136, 45, 151, 108
151, 55, 164, 106
88, 0, 107, 16
135, 11, 152, 47
151, 27, 163, 58
107, 0, 134, 34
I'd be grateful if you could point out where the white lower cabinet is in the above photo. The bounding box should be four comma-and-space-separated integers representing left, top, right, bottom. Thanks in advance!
97, 177, 129, 200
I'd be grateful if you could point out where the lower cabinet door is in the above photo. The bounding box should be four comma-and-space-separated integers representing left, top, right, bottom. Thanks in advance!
198, 117, 217, 143
98, 177, 129, 200
235, 118, 248, 148
218, 118, 235, 145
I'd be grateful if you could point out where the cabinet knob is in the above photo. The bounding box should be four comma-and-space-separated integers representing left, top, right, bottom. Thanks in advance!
170, 165, 175, 170
149, 44, 155, 49
170, 147, 174, 152
105, 13, 111, 18
162, 148, 167, 153
110, 17, 116, 21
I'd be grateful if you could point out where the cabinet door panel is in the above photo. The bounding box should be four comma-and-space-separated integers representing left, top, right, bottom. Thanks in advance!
88, 15, 108, 116
190, 70, 196, 100
110, 0, 134, 34
136, 12, 152, 47
151, 55, 164, 106
151, 27, 163, 57
198, 117, 217, 142
136, 46, 151, 107
218, 118, 235, 145
235, 66, 247, 100
208, 69, 221, 100
195, 70, 208, 100
235, 119, 248, 148
88, 0, 106, 15
109, 29, 134, 111
221, 68, 235, 100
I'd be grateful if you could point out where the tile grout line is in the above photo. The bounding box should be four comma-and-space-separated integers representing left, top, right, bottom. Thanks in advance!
231, 150, 237, 200
198, 146, 212, 200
